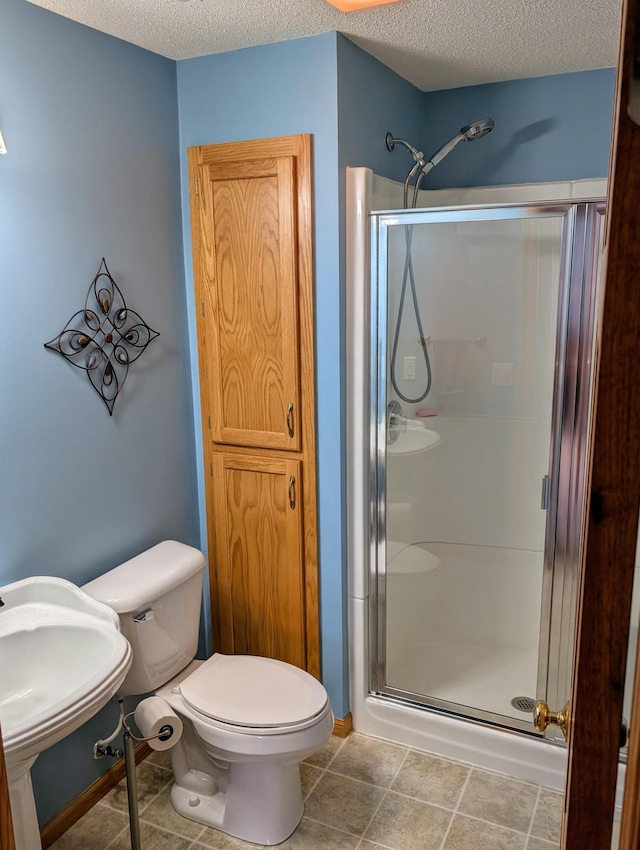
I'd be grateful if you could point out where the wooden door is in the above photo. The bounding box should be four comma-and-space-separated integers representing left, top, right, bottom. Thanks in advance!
211, 450, 306, 669
561, 0, 640, 844
191, 145, 304, 452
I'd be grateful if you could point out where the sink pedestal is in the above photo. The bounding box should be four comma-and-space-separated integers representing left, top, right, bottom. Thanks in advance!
7, 754, 39, 850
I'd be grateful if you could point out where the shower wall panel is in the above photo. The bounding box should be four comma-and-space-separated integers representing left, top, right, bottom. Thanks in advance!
384, 215, 560, 557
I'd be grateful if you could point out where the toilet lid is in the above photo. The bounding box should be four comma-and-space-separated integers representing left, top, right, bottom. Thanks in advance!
179, 654, 328, 728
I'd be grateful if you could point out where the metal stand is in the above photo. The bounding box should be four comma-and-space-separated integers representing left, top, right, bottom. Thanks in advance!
99, 696, 177, 850
123, 726, 142, 850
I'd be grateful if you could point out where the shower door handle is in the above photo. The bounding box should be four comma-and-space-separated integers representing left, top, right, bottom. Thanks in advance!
541, 475, 550, 510
533, 700, 571, 742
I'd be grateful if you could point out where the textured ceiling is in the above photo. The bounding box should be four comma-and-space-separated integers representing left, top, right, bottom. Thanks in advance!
25, 0, 621, 91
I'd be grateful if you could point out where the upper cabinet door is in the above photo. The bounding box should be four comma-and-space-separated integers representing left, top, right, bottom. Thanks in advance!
192, 143, 304, 451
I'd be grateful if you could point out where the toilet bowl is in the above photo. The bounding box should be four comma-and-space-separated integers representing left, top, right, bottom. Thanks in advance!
83, 541, 333, 845
156, 656, 334, 844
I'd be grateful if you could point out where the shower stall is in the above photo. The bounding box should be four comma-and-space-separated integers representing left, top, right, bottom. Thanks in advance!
347, 166, 612, 789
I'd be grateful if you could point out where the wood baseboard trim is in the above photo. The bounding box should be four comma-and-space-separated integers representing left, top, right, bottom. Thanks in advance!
40, 742, 152, 848
333, 713, 353, 738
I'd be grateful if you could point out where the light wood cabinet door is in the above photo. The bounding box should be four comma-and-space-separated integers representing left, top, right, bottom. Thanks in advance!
190, 135, 319, 679
194, 153, 301, 450
211, 451, 306, 669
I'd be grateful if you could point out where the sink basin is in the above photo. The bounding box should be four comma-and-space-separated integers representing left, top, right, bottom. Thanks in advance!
0, 576, 132, 850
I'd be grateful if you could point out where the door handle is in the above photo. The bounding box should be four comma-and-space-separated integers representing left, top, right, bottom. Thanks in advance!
286, 402, 295, 438
533, 700, 570, 742
541, 474, 550, 510
288, 475, 296, 510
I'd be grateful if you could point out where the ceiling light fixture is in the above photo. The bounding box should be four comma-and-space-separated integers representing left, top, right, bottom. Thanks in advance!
325, 0, 401, 12
0, 130, 6, 155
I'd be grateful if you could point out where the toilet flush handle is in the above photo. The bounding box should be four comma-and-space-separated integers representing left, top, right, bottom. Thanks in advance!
133, 608, 154, 624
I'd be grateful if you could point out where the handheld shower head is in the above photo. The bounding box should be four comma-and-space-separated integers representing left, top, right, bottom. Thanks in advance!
421, 117, 494, 174
461, 117, 495, 141
385, 117, 494, 209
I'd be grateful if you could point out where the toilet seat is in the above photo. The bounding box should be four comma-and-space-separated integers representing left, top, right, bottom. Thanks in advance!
179, 654, 329, 734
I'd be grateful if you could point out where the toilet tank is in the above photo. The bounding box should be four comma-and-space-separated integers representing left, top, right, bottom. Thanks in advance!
83, 541, 206, 696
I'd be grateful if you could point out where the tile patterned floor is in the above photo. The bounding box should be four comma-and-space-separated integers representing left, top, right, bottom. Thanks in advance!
49, 733, 579, 850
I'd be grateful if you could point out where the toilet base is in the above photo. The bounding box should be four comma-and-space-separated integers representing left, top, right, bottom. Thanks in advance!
170, 760, 304, 845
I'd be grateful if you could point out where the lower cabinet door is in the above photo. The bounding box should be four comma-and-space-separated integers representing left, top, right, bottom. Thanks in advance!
211, 451, 306, 669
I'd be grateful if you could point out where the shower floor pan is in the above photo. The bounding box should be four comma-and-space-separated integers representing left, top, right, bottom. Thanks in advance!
385, 541, 542, 724
387, 636, 538, 722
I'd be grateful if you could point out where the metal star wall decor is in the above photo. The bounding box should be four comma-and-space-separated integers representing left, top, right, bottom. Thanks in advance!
44, 258, 160, 415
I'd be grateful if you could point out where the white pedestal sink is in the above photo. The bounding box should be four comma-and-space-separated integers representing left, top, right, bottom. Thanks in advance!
0, 576, 132, 850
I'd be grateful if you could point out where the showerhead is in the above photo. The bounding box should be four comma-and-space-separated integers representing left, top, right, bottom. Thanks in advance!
422, 116, 494, 173
385, 117, 495, 208
460, 118, 495, 141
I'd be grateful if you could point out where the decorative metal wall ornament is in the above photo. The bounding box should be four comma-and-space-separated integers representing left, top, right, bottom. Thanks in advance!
44, 258, 160, 415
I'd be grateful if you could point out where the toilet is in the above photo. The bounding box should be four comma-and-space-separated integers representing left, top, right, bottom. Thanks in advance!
83, 540, 333, 846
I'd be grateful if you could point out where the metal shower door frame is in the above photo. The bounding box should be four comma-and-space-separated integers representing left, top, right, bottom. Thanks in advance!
537, 201, 605, 740
369, 199, 605, 736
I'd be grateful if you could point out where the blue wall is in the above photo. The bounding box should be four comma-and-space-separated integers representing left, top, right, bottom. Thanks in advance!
175, 34, 350, 716
0, 0, 198, 824
421, 69, 615, 189
336, 35, 428, 183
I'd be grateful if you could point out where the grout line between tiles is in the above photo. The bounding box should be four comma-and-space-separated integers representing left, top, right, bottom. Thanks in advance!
371, 783, 465, 814
300, 814, 365, 840
138, 777, 174, 817
320, 766, 403, 790
322, 739, 410, 791
99, 764, 172, 818
436, 762, 472, 850
525, 785, 543, 846
142, 818, 204, 843
356, 837, 394, 849
301, 765, 325, 802
103, 823, 130, 850
437, 807, 535, 837
138, 809, 208, 845
323, 734, 348, 769
354, 745, 411, 848
464, 762, 543, 791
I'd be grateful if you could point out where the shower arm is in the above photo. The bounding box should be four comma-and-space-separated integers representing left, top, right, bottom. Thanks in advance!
388, 120, 495, 203
386, 134, 427, 209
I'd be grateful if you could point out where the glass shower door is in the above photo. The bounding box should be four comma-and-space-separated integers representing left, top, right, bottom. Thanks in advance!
370, 201, 603, 734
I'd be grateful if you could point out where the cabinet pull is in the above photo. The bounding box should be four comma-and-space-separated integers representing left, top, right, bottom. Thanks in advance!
288, 475, 296, 510
286, 402, 295, 438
